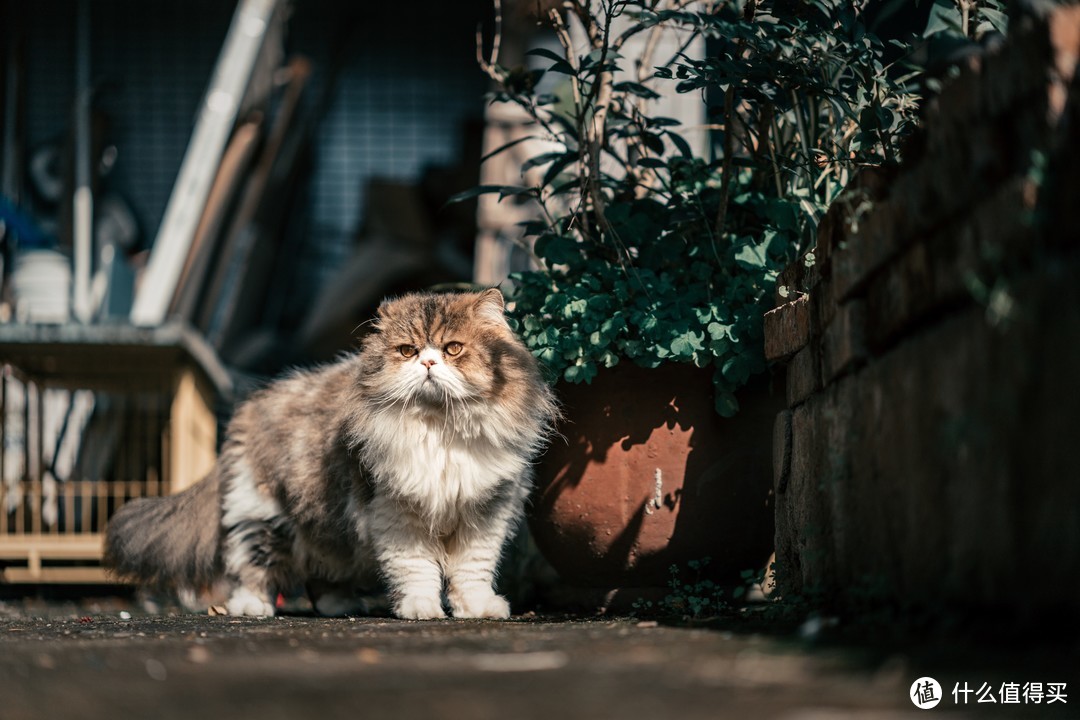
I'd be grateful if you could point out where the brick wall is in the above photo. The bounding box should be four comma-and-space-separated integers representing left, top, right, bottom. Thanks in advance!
764, 7, 1080, 618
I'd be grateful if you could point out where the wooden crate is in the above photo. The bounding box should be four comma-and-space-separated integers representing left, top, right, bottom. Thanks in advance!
0, 322, 230, 583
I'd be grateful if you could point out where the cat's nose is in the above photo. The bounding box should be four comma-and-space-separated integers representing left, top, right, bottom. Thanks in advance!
421, 359, 437, 369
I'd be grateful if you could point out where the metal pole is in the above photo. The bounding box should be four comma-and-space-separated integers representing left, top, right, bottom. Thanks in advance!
73, 0, 93, 324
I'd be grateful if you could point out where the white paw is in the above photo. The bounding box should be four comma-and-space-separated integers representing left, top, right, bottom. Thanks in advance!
226, 587, 275, 617
450, 590, 511, 619
395, 594, 446, 620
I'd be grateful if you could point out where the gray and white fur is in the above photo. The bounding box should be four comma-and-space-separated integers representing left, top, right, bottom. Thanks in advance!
105, 290, 557, 619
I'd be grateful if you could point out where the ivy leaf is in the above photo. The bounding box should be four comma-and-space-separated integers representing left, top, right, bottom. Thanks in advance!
721, 354, 751, 385
562, 298, 588, 319
670, 333, 699, 358
534, 234, 579, 265
734, 242, 768, 270
707, 322, 729, 340
714, 389, 739, 417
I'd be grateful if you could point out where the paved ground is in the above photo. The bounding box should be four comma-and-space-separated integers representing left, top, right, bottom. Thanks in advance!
0, 598, 1075, 720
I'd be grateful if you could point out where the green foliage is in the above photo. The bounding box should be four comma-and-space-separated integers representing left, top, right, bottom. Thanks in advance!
632, 558, 731, 619
468, 1, 975, 412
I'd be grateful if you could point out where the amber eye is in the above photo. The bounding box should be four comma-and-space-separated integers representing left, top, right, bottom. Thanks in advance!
444, 342, 464, 356
398, 345, 417, 358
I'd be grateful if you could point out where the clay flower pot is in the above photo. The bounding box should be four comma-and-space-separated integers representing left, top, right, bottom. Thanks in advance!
529, 363, 782, 589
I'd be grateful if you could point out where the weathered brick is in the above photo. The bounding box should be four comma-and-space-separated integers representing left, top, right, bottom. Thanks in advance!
764, 294, 812, 362
832, 197, 905, 301
812, 277, 838, 336
981, 26, 1051, 119
866, 242, 932, 351
814, 167, 895, 275
773, 409, 792, 494
822, 299, 867, 384
933, 55, 983, 125
786, 343, 820, 408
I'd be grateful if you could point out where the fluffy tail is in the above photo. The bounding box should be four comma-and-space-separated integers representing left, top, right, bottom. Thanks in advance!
104, 470, 223, 591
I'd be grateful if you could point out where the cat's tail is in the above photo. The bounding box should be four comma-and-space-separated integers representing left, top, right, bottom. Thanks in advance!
103, 469, 223, 591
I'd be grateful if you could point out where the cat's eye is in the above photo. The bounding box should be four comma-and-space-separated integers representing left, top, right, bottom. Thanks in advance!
398, 345, 417, 358
445, 342, 464, 356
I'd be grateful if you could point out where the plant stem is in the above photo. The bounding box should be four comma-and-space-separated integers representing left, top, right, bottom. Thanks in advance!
714, 0, 756, 238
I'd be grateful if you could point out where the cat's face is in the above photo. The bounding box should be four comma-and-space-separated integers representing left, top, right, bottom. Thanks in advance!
360, 289, 538, 410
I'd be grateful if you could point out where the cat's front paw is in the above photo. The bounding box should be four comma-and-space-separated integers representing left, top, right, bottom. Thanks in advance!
226, 587, 275, 617
450, 590, 511, 619
395, 594, 446, 620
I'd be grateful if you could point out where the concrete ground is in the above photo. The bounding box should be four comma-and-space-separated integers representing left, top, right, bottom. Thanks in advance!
0, 598, 1075, 720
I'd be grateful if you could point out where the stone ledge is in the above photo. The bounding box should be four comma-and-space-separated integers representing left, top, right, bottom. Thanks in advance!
763, 294, 812, 362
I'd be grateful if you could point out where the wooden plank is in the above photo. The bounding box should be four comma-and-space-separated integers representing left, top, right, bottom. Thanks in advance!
170, 119, 263, 323
199, 57, 313, 347
0, 533, 104, 558
130, 0, 285, 326
168, 368, 216, 493
29, 480, 40, 535
81, 480, 91, 532
2, 567, 110, 584
96, 478, 107, 533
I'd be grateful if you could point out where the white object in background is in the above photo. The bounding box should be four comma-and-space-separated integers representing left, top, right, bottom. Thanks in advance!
12, 249, 72, 323
129, 0, 283, 327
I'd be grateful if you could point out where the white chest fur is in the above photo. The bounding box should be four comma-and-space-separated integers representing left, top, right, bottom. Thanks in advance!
362, 410, 528, 528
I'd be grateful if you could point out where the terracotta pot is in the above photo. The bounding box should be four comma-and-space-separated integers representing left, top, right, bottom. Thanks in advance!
529, 362, 782, 588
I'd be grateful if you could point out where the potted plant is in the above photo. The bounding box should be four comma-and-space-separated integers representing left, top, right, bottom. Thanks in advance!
461, 0, 922, 593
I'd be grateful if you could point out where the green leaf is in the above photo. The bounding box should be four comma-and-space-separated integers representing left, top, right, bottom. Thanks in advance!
522, 152, 569, 172
734, 242, 767, 270
526, 48, 568, 64
721, 354, 751, 385
541, 152, 578, 188
642, 132, 665, 154
546, 59, 579, 76
444, 184, 529, 204
714, 390, 739, 417
924, 0, 961, 37
613, 81, 661, 99
562, 299, 588, 319
665, 130, 693, 158
707, 322, 729, 340
480, 136, 540, 164
637, 157, 668, 169
979, 8, 1007, 35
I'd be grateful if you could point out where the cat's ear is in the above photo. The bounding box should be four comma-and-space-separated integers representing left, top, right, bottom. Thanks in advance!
474, 288, 508, 326
373, 298, 396, 330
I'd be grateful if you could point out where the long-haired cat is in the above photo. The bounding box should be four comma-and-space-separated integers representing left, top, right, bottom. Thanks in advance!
104, 289, 557, 619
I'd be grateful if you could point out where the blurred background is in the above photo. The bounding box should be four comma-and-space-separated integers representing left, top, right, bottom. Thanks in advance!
2, 0, 493, 372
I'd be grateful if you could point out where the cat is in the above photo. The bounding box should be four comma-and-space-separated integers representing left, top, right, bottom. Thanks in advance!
104, 289, 557, 619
